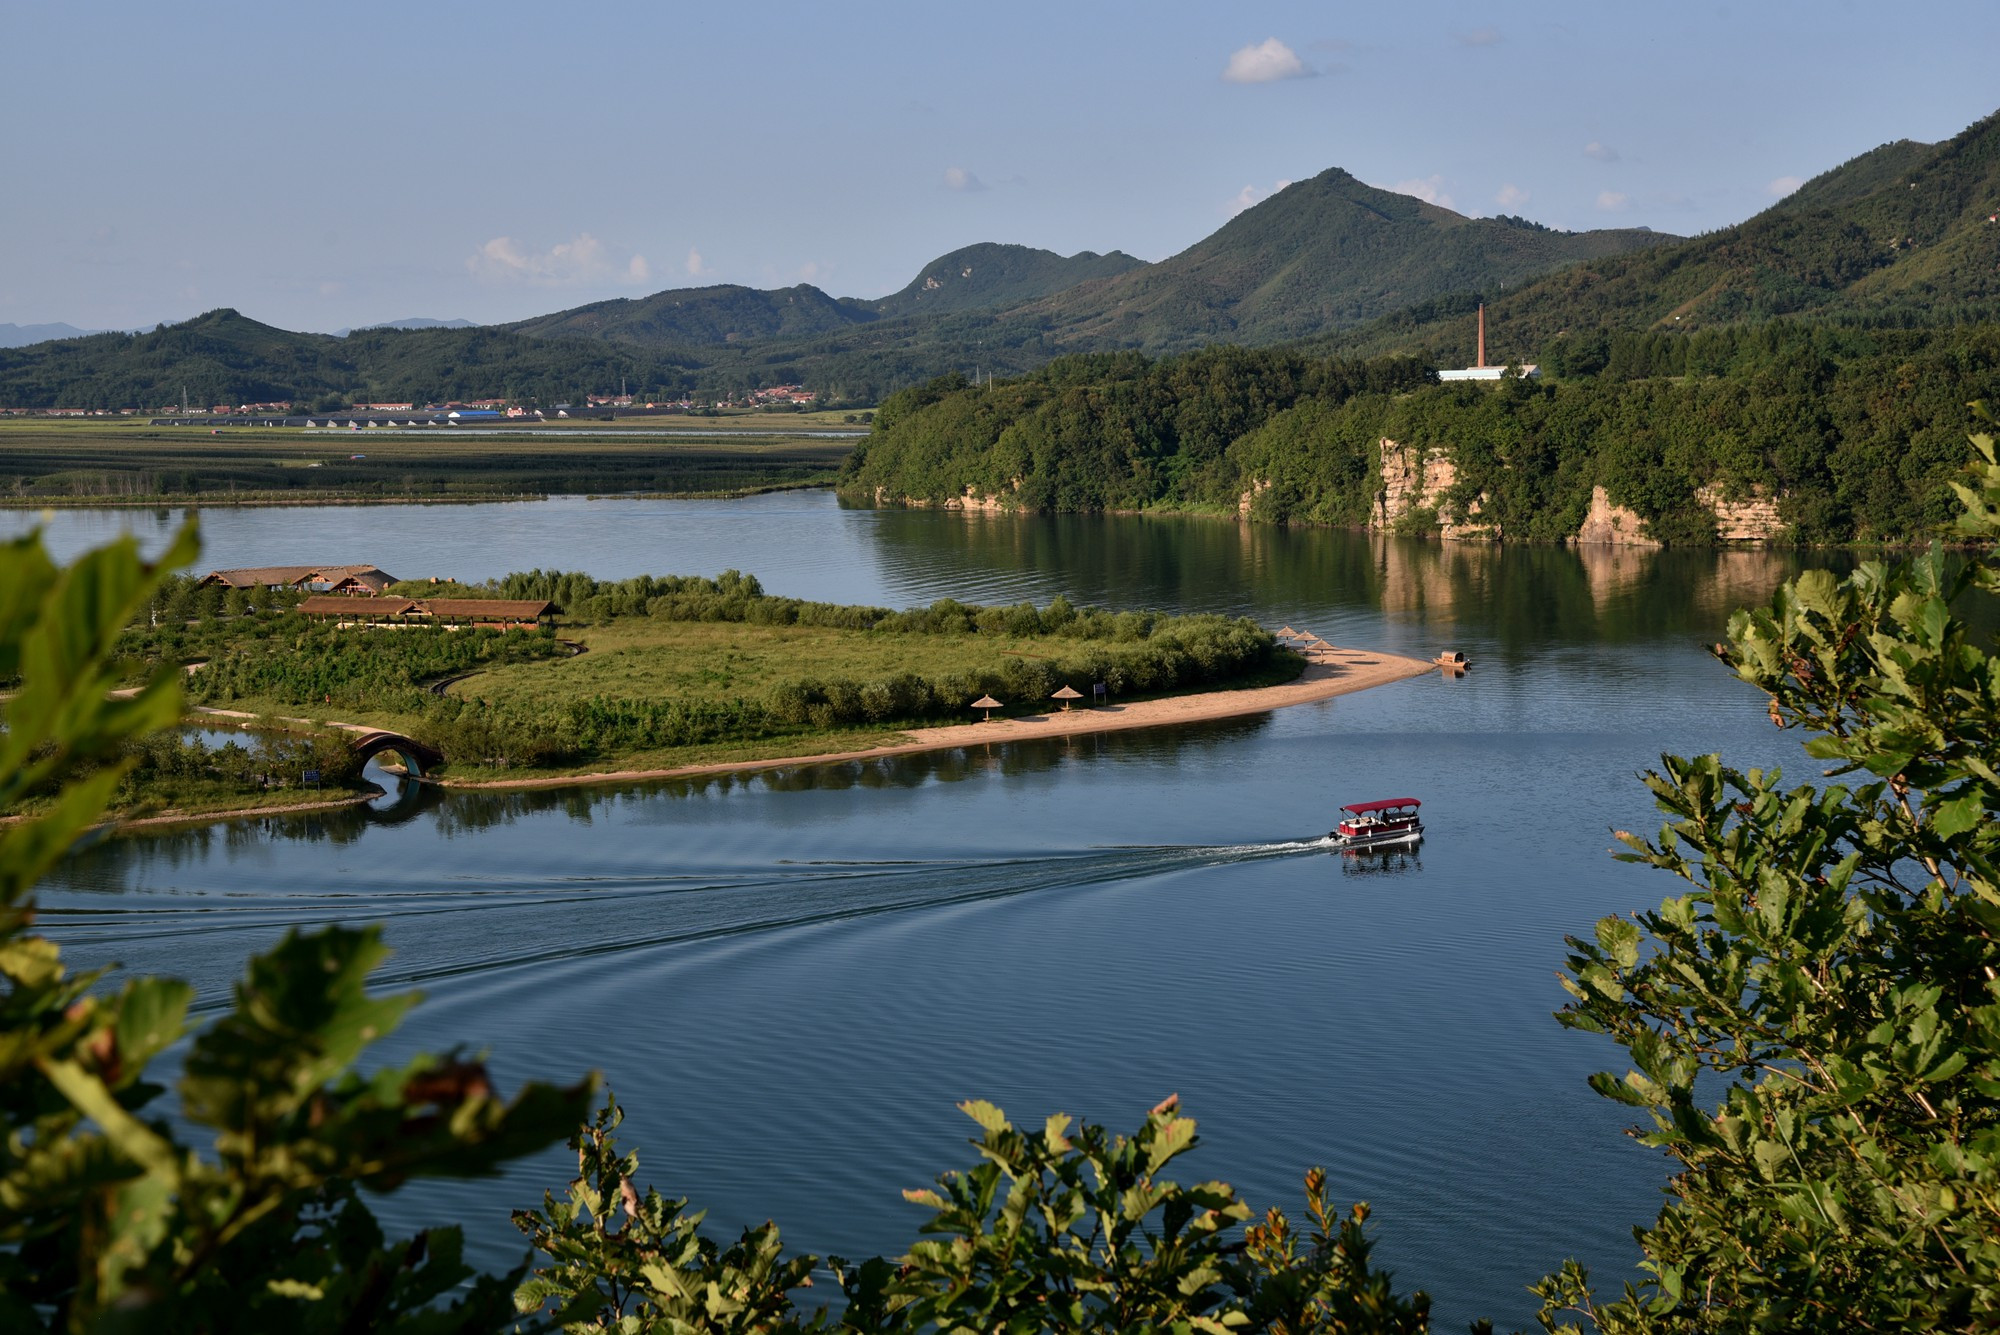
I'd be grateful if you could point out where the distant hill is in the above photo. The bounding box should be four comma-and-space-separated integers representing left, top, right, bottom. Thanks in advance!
0, 308, 701, 411
506, 283, 876, 346
1022, 169, 1676, 351
867, 243, 1146, 318
0, 322, 100, 348
1334, 110, 2000, 363
503, 244, 1146, 347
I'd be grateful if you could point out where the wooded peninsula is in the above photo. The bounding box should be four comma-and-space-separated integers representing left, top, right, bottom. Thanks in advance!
839, 323, 2000, 545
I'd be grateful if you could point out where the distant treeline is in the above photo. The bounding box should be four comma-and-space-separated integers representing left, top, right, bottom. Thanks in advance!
838, 326, 2000, 543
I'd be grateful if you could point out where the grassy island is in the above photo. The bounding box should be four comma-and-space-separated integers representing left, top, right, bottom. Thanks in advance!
9, 569, 1304, 821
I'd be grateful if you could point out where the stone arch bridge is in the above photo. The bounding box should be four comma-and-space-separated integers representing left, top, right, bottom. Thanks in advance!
348, 730, 443, 778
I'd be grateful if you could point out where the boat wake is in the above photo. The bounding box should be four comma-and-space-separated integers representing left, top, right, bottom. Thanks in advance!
39, 837, 1341, 1011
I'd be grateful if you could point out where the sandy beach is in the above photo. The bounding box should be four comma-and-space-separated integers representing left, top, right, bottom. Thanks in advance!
438, 642, 1436, 793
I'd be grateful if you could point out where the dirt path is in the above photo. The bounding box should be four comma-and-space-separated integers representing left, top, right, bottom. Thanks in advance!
439, 643, 1435, 793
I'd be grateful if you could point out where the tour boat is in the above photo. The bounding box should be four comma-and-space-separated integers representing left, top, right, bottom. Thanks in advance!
1328, 798, 1423, 849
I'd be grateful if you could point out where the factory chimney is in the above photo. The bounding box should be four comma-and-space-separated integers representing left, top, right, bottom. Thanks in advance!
1476, 304, 1486, 369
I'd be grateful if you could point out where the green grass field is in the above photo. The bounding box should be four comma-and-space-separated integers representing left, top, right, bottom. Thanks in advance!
0, 415, 860, 503
454, 620, 1113, 711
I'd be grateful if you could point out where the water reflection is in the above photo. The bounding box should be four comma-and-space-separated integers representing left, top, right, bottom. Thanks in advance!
864, 506, 1841, 656
1335, 846, 1425, 877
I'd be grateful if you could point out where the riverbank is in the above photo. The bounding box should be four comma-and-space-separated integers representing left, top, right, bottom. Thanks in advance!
436, 642, 1433, 793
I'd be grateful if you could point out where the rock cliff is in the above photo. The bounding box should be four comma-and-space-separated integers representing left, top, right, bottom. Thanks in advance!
1372, 438, 1498, 540
1697, 484, 1786, 542
1573, 485, 1659, 546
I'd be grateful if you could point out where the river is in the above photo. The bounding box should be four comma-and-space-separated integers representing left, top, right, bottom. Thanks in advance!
11, 492, 1834, 1328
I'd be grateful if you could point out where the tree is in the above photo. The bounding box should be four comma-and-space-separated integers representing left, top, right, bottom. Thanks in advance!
0, 524, 593, 1332
512, 1092, 1439, 1334
1536, 422, 2000, 1331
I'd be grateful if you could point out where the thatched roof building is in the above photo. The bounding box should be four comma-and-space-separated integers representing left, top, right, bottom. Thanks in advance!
202, 564, 395, 594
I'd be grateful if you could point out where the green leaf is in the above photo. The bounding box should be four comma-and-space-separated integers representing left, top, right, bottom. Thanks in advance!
1930, 790, 1989, 839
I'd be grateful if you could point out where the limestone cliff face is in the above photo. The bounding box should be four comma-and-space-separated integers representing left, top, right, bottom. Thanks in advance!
1573, 485, 1659, 546
1697, 484, 1785, 542
877, 480, 1019, 511
1371, 438, 1497, 540
1440, 490, 1498, 543
1373, 438, 1451, 530
1237, 478, 1272, 518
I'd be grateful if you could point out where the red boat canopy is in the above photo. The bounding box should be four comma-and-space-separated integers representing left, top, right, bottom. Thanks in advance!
1341, 798, 1421, 815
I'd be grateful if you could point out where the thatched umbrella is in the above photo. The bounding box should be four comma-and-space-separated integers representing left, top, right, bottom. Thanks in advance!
971, 694, 1002, 722
1278, 624, 1300, 640
1052, 684, 1083, 712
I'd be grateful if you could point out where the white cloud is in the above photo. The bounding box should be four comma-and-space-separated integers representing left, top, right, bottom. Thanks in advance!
1583, 141, 1620, 163
943, 166, 987, 192
1455, 28, 1502, 46
1596, 191, 1631, 212
1225, 178, 1296, 217
1495, 183, 1531, 209
1387, 175, 1456, 211
1767, 174, 1806, 197
467, 232, 651, 287
686, 248, 711, 277
1223, 38, 1312, 84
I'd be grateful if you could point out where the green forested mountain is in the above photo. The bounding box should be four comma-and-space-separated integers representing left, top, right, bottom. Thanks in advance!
864, 243, 1146, 318
841, 324, 2000, 544
0, 309, 701, 411
11, 109, 2000, 415
0, 163, 1680, 409
1335, 111, 2000, 364
505, 283, 876, 346
1022, 167, 1674, 351
501, 244, 1146, 345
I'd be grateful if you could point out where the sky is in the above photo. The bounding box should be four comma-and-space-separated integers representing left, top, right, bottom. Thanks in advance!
3, 0, 1997, 335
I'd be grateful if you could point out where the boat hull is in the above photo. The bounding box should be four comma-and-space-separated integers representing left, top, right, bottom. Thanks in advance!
1326, 824, 1423, 850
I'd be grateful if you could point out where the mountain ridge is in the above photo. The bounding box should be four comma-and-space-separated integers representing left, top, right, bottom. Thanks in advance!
13, 109, 2000, 409
1328, 110, 2000, 363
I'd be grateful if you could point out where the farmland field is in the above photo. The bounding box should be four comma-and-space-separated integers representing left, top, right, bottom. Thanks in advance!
0, 415, 860, 503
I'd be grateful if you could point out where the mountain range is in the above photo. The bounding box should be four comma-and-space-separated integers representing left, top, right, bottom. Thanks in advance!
1331, 110, 2000, 362
8, 106, 2000, 409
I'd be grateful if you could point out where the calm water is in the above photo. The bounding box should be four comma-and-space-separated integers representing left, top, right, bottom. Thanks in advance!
16, 494, 1835, 1327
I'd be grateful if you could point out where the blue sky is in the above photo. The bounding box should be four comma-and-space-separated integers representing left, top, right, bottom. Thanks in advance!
4, 0, 1996, 334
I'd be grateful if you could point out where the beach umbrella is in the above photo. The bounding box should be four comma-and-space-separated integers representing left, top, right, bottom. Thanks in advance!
971, 694, 1002, 722
1278, 624, 1300, 639
1052, 684, 1083, 712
